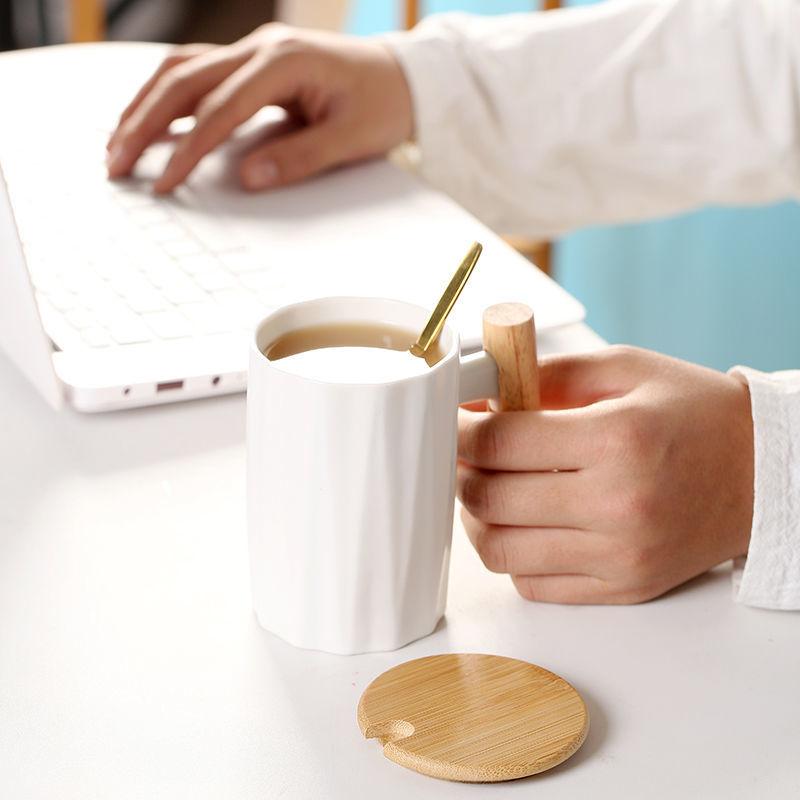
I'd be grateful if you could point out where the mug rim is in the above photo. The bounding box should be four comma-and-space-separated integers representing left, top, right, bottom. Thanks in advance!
251, 296, 461, 388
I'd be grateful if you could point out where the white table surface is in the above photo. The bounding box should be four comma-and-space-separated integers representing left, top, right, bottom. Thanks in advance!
2, 323, 799, 800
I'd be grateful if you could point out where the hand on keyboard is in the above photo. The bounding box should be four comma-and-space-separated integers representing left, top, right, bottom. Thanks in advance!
105, 24, 413, 194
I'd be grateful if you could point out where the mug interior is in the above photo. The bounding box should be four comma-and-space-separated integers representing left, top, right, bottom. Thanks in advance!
253, 297, 459, 383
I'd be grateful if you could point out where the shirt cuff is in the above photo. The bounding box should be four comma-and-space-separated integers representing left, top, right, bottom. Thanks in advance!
729, 366, 800, 609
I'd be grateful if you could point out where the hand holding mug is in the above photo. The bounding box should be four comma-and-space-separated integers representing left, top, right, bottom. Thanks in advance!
457, 346, 755, 604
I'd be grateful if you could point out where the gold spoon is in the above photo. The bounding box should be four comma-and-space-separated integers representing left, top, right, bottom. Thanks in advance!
410, 241, 483, 360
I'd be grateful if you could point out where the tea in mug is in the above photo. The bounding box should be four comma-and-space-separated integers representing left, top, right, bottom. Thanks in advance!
265, 321, 446, 383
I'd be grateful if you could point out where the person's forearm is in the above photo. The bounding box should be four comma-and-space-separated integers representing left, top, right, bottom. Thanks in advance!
387, 0, 800, 238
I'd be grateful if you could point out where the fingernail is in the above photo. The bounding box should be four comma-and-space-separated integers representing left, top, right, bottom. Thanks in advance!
105, 144, 128, 175
245, 160, 279, 189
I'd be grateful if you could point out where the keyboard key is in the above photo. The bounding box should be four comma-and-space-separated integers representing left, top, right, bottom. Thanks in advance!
180, 302, 233, 335
125, 247, 175, 275
148, 222, 187, 243
218, 249, 265, 274
108, 318, 154, 345
82, 285, 121, 311
255, 289, 283, 308
194, 269, 236, 292
127, 206, 171, 227
92, 300, 140, 327
46, 290, 79, 311
161, 238, 205, 258
211, 288, 261, 308
175, 253, 220, 275
211, 289, 266, 329
82, 327, 112, 347
143, 265, 189, 290
112, 186, 158, 209
63, 308, 94, 330
61, 270, 106, 295
238, 271, 281, 291
173, 206, 242, 253
261, 285, 311, 308
125, 289, 168, 314
90, 257, 127, 280
142, 310, 192, 339
108, 273, 154, 298
91, 245, 149, 277
163, 283, 207, 305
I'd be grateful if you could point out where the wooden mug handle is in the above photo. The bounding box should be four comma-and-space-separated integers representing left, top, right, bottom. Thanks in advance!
482, 303, 540, 411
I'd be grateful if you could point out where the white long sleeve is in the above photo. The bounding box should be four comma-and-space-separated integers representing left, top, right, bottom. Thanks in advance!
730, 368, 800, 609
386, 0, 800, 610
386, 0, 800, 239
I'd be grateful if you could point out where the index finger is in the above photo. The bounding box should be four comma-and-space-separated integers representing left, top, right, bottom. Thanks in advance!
458, 406, 605, 472
152, 52, 298, 193
111, 43, 217, 141
107, 47, 249, 179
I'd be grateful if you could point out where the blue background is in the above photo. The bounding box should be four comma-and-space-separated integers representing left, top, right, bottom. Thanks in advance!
348, 0, 800, 372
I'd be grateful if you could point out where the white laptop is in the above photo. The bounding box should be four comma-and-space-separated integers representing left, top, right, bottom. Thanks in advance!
0, 43, 584, 412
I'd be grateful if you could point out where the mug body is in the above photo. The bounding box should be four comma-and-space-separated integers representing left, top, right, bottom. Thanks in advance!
247, 297, 460, 654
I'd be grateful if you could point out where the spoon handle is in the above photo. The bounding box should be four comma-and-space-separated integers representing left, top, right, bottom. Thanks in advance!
410, 242, 483, 358
482, 303, 540, 411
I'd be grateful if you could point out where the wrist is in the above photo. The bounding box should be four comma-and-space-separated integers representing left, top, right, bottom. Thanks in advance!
729, 373, 755, 558
372, 38, 415, 143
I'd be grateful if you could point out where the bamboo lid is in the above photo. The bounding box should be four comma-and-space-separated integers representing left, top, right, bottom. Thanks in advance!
358, 653, 588, 782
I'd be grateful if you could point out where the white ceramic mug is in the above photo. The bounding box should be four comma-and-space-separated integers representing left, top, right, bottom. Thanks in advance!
247, 297, 499, 655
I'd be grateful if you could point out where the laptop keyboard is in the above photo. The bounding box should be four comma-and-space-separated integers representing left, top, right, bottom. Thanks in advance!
11, 172, 284, 352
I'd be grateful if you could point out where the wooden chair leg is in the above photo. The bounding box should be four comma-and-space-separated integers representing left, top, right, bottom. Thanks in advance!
535, 242, 552, 275
502, 237, 552, 274
71, 0, 105, 42
506, 1, 560, 275
404, 0, 419, 29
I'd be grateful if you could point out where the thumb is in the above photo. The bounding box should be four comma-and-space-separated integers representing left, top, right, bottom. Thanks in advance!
239, 121, 348, 190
